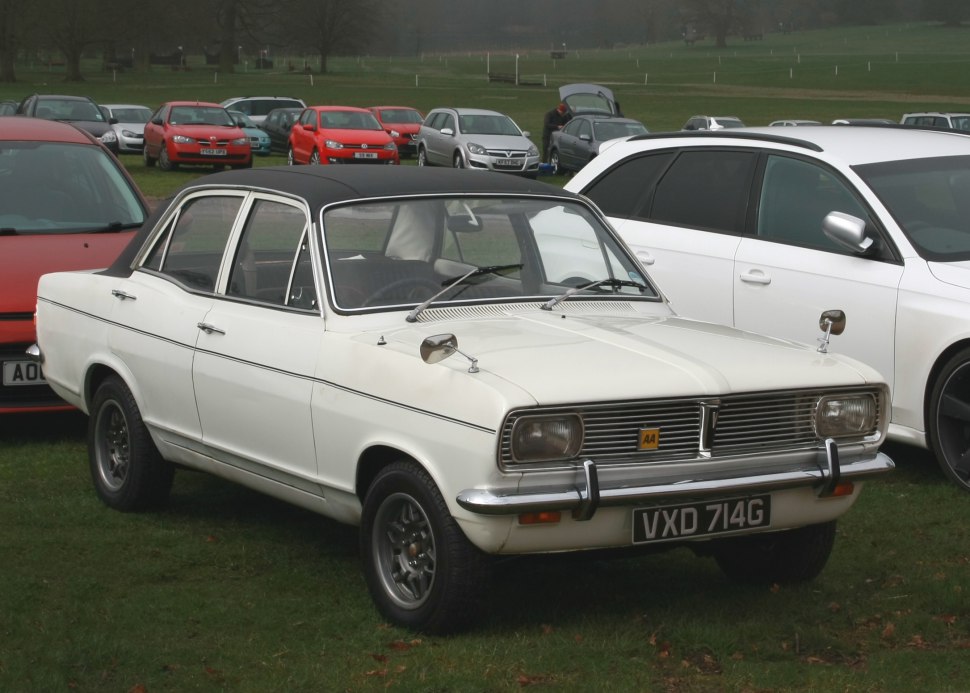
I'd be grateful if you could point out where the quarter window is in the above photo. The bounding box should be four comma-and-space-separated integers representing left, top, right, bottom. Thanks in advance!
581, 152, 674, 219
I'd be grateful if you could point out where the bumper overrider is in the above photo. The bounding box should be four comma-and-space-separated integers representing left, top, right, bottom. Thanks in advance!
458, 441, 894, 520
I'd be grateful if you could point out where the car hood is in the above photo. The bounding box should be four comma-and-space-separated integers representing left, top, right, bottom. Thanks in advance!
64, 120, 112, 137
322, 129, 392, 145
460, 134, 534, 150
378, 307, 876, 405
928, 261, 970, 290
385, 123, 421, 135
0, 232, 135, 315
171, 124, 247, 138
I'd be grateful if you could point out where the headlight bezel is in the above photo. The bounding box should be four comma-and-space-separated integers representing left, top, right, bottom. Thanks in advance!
507, 413, 584, 465
815, 392, 880, 439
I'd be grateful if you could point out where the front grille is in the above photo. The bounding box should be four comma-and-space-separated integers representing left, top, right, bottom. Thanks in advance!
500, 388, 880, 468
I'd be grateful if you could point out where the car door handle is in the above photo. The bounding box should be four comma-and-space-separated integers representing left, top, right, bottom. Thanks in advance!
111, 289, 137, 301
635, 251, 655, 266
740, 270, 772, 285
197, 322, 226, 335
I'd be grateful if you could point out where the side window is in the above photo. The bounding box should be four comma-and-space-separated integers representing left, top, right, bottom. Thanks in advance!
651, 150, 757, 233
581, 152, 674, 219
226, 199, 309, 305
757, 155, 869, 251
578, 120, 592, 139
299, 110, 314, 127
142, 195, 243, 291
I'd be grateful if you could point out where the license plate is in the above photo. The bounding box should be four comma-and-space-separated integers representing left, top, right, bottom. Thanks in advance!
632, 495, 771, 544
2, 360, 46, 386
200, 148, 227, 156
496, 158, 517, 166
355, 152, 378, 159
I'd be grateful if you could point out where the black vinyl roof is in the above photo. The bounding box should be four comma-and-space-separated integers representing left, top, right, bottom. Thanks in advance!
107, 166, 577, 276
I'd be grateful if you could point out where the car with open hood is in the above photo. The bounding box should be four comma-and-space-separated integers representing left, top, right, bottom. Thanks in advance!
31, 166, 892, 632
559, 83, 622, 118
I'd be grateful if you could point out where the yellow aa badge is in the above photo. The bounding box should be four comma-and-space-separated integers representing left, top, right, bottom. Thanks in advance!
639, 428, 660, 450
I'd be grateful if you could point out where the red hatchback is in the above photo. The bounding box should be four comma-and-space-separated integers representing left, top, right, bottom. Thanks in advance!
287, 106, 399, 166
143, 101, 251, 171
0, 117, 148, 412
368, 106, 424, 159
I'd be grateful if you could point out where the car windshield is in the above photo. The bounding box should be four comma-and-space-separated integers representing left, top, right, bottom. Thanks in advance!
39, 99, 104, 122
459, 115, 521, 136
170, 106, 234, 126
320, 111, 382, 130
593, 120, 648, 141
0, 142, 146, 234
856, 154, 970, 261
379, 109, 423, 124
322, 196, 658, 312
230, 111, 257, 128
715, 118, 745, 128
112, 108, 151, 123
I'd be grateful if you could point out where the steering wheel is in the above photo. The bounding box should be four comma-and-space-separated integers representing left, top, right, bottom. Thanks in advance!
362, 278, 443, 308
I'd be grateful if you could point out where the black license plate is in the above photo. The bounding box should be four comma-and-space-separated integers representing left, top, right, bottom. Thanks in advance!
632, 495, 771, 544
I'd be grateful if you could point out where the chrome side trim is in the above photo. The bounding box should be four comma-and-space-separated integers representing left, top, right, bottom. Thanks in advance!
456, 451, 894, 516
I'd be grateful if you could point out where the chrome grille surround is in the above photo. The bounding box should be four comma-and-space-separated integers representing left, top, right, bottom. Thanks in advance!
499, 387, 884, 471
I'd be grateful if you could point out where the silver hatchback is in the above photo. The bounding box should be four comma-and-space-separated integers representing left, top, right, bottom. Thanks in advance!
416, 107, 540, 177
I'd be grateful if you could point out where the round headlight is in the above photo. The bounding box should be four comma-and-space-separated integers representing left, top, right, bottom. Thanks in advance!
510, 414, 583, 463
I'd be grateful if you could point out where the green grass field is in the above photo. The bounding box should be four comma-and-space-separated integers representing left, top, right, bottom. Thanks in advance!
3, 22, 970, 692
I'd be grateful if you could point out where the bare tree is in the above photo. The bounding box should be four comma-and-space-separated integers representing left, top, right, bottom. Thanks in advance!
284, 0, 378, 73
683, 0, 740, 48
0, 0, 17, 82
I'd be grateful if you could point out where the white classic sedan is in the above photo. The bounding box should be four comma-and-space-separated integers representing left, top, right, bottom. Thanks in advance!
566, 126, 970, 493
32, 166, 893, 632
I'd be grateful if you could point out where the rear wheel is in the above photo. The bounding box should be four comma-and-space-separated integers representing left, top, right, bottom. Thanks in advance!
549, 149, 561, 175
88, 376, 174, 512
360, 461, 489, 633
712, 521, 837, 584
928, 347, 970, 491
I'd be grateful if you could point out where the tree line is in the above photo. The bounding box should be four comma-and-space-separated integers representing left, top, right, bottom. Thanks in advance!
0, 0, 966, 83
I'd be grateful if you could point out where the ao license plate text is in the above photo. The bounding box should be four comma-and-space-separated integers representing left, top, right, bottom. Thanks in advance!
2, 360, 46, 386
632, 495, 770, 544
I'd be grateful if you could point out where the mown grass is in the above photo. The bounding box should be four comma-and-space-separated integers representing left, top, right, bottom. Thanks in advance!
3, 22, 970, 691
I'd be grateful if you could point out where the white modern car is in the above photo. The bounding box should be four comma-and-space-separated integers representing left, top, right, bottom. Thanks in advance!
31, 166, 892, 632
566, 126, 970, 491
416, 107, 540, 177
101, 103, 152, 153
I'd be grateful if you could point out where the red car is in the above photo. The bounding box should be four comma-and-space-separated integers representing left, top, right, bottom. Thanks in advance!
143, 101, 251, 171
0, 117, 148, 412
368, 106, 424, 159
287, 106, 399, 165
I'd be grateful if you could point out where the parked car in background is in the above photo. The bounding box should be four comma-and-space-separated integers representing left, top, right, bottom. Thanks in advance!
101, 104, 152, 153
262, 107, 302, 154
417, 107, 539, 176
32, 165, 892, 632
287, 106, 398, 166
218, 96, 306, 124
832, 118, 895, 125
548, 114, 648, 174
901, 112, 970, 132
143, 101, 251, 171
566, 126, 970, 492
17, 94, 119, 153
0, 100, 17, 116
682, 115, 746, 131
368, 106, 424, 158
0, 117, 148, 412
228, 110, 272, 156
769, 119, 822, 126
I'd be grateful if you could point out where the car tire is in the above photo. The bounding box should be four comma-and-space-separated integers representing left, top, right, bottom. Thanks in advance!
158, 145, 177, 171
417, 147, 429, 167
287, 147, 296, 166
360, 460, 489, 633
711, 521, 837, 584
143, 146, 156, 167
549, 149, 561, 175
309, 149, 321, 165
88, 376, 174, 512
928, 347, 970, 491
453, 151, 464, 169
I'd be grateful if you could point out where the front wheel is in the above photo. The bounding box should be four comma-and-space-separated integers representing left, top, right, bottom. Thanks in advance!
158, 145, 177, 171
88, 376, 174, 512
712, 521, 837, 584
928, 347, 970, 491
452, 151, 464, 169
287, 147, 296, 165
417, 147, 429, 167
143, 145, 156, 167
309, 149, 321, 165
360, 461, 489, 633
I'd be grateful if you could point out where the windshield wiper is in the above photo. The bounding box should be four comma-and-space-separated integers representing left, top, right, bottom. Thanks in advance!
541, 277, 649, 311
406, 263, 522, 323
90, 221, 139, 233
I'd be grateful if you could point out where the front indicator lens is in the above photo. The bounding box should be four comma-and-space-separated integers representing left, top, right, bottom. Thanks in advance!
510, 414, 583, 463
816, 394, 877, 438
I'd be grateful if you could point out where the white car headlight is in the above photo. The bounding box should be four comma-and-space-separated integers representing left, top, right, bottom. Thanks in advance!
467, 143, 487, 155
100, 131, 117, 143
121, 129, 139, 137
325, 139, 344, 149
172, 135, 194, 144
815, 394, 878, 438
527, 144, 539, 157
384, 141, 397, 151
510, 414, 583, 463
231, 137, 249, 146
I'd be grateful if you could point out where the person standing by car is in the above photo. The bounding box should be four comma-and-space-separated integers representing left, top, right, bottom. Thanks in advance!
542, 103, 571, 162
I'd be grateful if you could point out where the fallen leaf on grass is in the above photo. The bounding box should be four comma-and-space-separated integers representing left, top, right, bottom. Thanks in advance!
881, 623, 895, 639
127, 686, 148, 693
